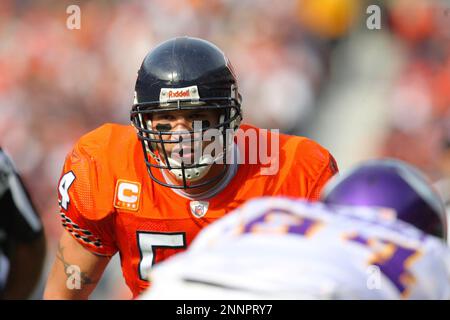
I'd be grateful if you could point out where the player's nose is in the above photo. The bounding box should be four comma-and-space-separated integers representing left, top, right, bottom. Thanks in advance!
170, 117, 193, 141
172, 116, 193, 131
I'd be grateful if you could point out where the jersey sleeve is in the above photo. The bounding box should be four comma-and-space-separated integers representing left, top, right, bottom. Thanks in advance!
307, 152, 339, 200
57, 143, 118, 257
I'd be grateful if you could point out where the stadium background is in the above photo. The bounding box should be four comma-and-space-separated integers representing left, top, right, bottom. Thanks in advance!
0, 0, 449, 299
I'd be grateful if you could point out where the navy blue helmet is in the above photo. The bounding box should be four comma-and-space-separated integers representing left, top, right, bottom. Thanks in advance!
131, 37, 242, 189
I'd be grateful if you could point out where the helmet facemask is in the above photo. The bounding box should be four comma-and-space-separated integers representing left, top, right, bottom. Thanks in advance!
131, 96, 242, 190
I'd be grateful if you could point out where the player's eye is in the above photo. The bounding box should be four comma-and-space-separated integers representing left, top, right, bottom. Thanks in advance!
189, 113, 212, 127
200, 120, 211, 129
190, 119, 211, 129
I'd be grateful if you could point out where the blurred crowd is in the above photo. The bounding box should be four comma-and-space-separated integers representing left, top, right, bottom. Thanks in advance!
1, 0, 450, 299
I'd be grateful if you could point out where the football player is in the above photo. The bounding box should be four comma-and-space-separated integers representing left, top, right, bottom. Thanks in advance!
43, 37, 338, 299
141, 159, 450, 300
0, 148, 46, 299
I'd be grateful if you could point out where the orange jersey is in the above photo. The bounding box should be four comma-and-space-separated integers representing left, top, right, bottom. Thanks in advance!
57, 123, 338, 297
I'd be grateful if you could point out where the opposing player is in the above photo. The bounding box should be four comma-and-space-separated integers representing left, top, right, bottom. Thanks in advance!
141, 159, 450, 300
44, 37, 338, 299
0, 148, 46, 299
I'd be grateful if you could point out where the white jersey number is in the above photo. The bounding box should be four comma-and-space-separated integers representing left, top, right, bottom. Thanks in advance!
58, 171, 76, 210
137, 232, 186, 281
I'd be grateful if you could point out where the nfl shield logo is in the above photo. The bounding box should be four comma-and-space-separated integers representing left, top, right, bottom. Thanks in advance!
190, 201, 209, 218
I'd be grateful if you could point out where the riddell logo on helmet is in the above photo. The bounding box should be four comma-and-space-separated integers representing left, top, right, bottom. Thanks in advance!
168, 89, 190, 98
160, 85, 200, 103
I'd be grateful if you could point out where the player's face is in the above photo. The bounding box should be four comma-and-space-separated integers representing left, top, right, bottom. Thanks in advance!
150, 109, 221, 164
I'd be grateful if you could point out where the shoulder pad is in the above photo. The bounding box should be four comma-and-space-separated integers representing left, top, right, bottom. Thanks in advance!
62, 123, 138, 220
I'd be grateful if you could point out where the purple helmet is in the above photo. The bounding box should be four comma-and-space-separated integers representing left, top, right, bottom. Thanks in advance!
321, 159, 447, 240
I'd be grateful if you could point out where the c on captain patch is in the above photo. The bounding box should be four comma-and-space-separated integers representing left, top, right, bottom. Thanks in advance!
114, 179, 141, 211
